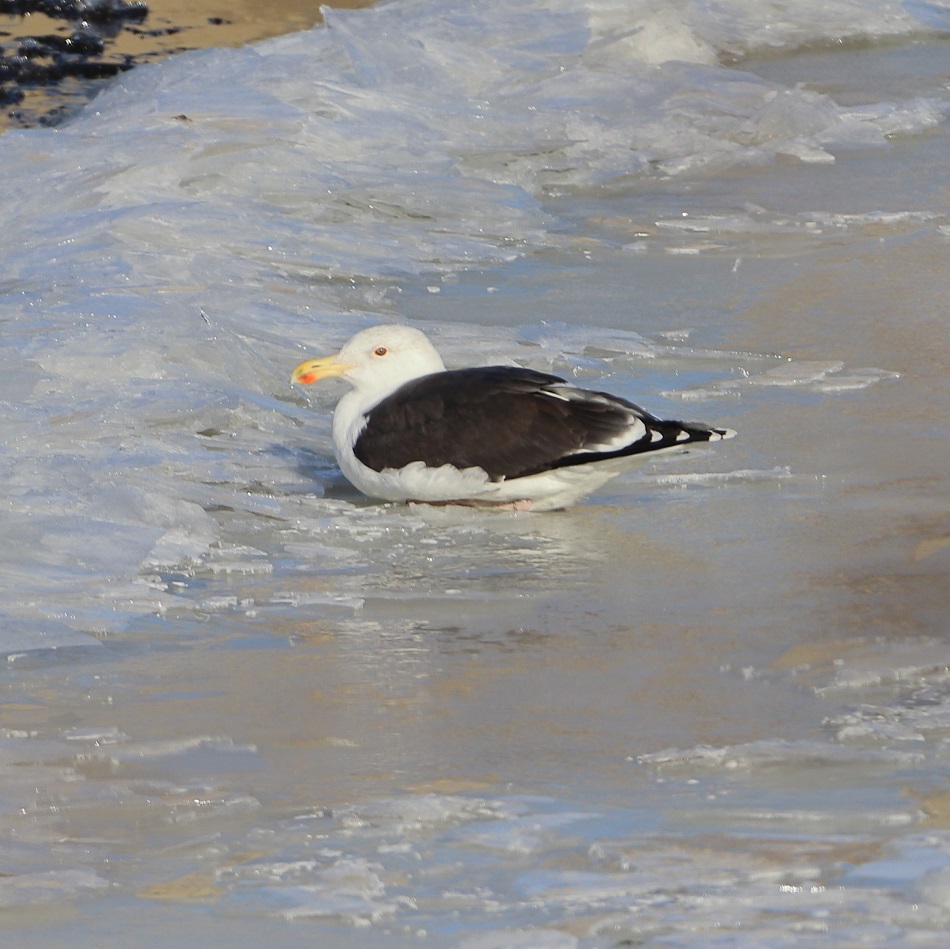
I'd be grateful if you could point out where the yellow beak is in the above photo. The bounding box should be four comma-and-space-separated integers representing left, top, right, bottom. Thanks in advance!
290, 353, 353, 385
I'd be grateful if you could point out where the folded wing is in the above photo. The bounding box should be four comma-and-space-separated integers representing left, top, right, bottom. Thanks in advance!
353, 366, 733, 482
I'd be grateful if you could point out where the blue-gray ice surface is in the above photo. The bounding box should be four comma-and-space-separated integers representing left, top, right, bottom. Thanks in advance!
0, 0, 949, 945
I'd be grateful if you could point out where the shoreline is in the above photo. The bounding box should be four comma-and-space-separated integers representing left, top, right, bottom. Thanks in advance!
1, 0, 375, 130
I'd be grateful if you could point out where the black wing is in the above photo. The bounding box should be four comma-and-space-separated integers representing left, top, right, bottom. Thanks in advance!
352, 366, 730, 481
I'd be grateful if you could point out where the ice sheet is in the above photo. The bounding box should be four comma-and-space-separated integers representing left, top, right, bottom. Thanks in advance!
1, 0, 945, 652
0, 3, 948, 945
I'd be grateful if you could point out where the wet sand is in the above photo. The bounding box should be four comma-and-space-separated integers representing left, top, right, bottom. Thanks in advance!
107, 0, 377, 57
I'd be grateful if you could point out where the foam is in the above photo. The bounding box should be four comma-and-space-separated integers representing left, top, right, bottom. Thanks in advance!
665, 360, 900, 400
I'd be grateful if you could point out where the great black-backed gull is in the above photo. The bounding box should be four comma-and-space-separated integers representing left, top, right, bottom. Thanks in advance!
291, 325, 735, 511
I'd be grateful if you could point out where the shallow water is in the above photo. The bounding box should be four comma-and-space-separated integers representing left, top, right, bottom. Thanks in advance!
1, 0, 949, 945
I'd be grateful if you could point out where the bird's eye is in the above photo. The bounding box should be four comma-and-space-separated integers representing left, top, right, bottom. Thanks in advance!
374, 347, 388, 357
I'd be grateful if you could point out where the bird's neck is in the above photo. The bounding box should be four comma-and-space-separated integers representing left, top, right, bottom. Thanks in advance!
332, 386, 390, 459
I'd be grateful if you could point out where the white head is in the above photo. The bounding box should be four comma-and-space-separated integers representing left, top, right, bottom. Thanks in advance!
291, 325, 446, 399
